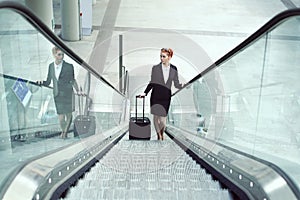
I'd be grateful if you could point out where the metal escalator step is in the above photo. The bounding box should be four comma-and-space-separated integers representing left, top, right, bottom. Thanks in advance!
63, 136, 231, 200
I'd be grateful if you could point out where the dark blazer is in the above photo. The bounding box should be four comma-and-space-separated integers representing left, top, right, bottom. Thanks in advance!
144, 63, 182, 116
43, 61, 75, 97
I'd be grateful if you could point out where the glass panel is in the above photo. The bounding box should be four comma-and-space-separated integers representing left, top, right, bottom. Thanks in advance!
169, 16, 300, 189
216, 37, 267, 144
170, 35, 267, 139
0, 9, 125, 188
89, 75, 124, 131
256, 16, 300, 186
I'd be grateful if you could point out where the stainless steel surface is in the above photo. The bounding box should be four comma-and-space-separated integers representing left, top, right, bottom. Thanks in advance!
2, 124, 128, 200
167, 125, 298, 200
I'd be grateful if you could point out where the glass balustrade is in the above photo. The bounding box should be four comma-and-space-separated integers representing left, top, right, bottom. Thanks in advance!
169, 15, 300, 190
0, 8, 127, 189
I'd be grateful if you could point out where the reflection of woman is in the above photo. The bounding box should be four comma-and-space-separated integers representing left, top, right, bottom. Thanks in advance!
140, 48, 184, 140
38, 47, 79, 139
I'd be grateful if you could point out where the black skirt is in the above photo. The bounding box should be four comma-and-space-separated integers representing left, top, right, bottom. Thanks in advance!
150, 99, 170, 117
54, 91, 74, 114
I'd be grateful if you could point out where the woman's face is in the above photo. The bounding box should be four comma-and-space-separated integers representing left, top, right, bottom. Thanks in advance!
54, 50, 64, 63
160, 52, 170, 64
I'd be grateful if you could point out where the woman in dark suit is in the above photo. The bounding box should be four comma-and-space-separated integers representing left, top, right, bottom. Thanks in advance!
38, 47, 79, 139
140, 48, 184, 140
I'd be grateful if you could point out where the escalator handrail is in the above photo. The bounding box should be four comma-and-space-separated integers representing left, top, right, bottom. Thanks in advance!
1, 72, 92, 95
173, 8, 300, 96
0, 72, 53, 89
0, 1, 125, 97
167, 126, 300, 199
179, 126, 300, 198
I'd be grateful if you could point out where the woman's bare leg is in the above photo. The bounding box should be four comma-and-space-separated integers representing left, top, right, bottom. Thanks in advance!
64, 113, 73, 138
153, 115, 162, 140
58, 114, 66, 138
158, 116, 166, 140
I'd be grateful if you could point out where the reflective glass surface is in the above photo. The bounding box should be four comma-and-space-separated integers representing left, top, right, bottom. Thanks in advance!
0, 9, 126, 188
169, 16, 300, 189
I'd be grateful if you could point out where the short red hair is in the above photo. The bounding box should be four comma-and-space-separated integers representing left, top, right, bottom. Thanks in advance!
161, 48, 173, 57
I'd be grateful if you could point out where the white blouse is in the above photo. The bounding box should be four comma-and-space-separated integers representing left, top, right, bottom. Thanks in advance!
162, 64, 170, 84
54, 61, 63, 80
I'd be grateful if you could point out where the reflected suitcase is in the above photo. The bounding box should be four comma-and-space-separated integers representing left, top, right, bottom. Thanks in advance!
74, 94, 96, 137
129, 96, 151, 140
74, 115, 96, 137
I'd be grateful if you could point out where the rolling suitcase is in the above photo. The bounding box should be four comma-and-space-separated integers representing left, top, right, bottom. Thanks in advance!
73, 93, 96, 138
129, 95, 151, 140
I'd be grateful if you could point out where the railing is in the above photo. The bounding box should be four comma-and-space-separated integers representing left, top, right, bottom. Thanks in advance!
0, 1, 129, 199
169, 8, 300, 199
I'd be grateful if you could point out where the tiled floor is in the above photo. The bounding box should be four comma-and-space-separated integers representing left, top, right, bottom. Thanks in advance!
57, 0, 290, 85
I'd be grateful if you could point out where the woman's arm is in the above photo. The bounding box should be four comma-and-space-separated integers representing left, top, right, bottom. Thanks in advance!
144, 83, 153, 96
42, 64, 52, 86
69, 64, 79, 92
173, 67, 183, 89
143, 66, 155, 96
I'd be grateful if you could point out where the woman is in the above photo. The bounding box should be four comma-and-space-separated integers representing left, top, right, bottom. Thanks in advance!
38, 47, 79, 139
140, 48, 184, 140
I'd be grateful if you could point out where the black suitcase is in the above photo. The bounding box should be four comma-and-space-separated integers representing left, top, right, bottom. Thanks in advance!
74, 93, 96, 138
74, 115, 96, 137
129, 95, 151, 140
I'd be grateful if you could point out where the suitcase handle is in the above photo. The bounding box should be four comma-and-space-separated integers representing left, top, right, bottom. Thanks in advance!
135, 95, 145, 121
78, 87, 83, 115
77, 87, 92, 116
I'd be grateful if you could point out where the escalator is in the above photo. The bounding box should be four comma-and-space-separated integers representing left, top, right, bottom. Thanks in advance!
1, 1, 300, 200
0, 2, 128, 200
63, 136, 231, 200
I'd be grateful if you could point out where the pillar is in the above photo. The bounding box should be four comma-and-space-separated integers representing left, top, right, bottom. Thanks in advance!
80, 0, 92, 36
25, 0, 54, 30
61, 0, 80, 41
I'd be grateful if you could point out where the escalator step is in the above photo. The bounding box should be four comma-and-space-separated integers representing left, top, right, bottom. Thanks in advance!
63, 134, 232, 200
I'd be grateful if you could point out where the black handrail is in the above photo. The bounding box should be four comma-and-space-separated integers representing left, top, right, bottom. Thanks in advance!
0, 1, 124, 97
173, 8, 300, 96
0, 72, 52, 89
0, 73, 96, 97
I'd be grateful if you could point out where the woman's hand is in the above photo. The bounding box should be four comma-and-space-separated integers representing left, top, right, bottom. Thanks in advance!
76, 90, 85, 96
138, 93, 146, 98
182, 83, 191, 89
